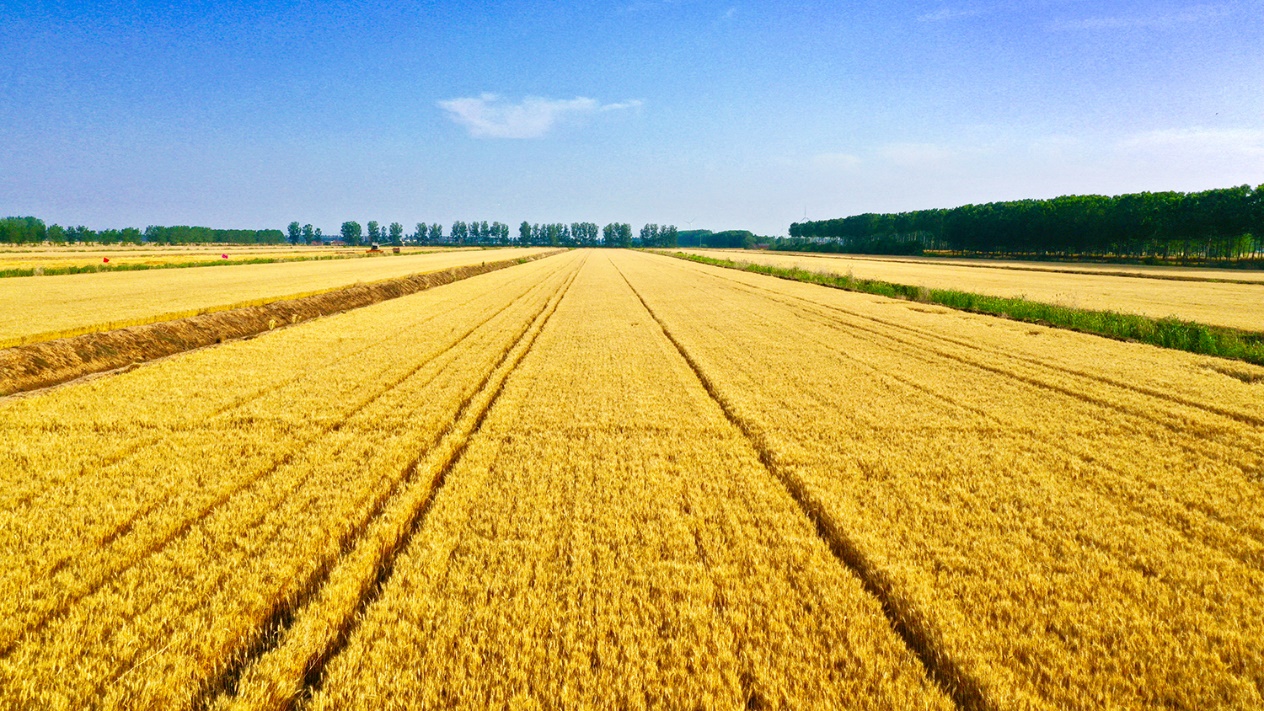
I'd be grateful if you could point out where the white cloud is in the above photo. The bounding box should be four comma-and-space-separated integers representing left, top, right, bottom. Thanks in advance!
1052, 4, 1232, 30
437, 94, 643, 139
917, 7, 984, 22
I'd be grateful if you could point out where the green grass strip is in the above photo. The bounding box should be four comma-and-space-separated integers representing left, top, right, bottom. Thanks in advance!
659, 250, 1264, 367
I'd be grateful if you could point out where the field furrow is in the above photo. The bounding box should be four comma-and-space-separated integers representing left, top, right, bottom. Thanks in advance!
0, 252, 580, 708
301, 252, 952, 710
0, 247, 554, 346
0, 258, 573, 657
2, 247, 1260, 709
207, 254, 584, 711
617, 250, 1264, 709
0, 258, 558, 512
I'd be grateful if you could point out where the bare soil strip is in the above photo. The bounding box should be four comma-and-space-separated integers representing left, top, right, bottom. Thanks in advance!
0, 251, 564, 396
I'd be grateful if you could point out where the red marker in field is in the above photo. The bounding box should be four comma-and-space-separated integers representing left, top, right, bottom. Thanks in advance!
221, 254, 229, 259
103, 257, 109, 263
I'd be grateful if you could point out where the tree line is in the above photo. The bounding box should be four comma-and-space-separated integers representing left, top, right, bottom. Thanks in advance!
0, 217, 284, 245
788, 185, 1264, 262
334, 220, 681, 248
3, 214, 682, 249
677, 229, 768, 249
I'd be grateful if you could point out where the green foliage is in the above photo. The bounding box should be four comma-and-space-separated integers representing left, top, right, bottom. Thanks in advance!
788, 184, 1264, 262
141, 226, 285, 244
666, 251, 1264, 367
0, 217, 47, 243
340, 221, 363, 246
637, 224, 678, 247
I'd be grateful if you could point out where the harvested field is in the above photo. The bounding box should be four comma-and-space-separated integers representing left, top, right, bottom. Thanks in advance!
684, 248, 1264, 332
0, 245, 473, 272
1, 249, 1260, 709
795, 252, 1264, 283
0, 247, 552, 347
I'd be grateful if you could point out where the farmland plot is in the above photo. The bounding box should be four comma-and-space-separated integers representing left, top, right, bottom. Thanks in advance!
619, 250, 1264, 709
683, 248, 1264, 331
1, 248, 1260, 710
297, 253, 949, 710
0, 247, 551, 346
0, 252, 579, 708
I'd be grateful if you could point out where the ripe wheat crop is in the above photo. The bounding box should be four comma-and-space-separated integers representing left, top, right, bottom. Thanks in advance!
0, 244, 334, 269
0, 246, 551, 347
300, 253, 951, 710
684, 248, 1264, 331
1, 248, 1260, 709
0, 253, 579, 708
620, 250, 1264, 709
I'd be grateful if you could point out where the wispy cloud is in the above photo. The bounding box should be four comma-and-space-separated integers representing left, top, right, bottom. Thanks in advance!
1116, 127, 1264, 155
1053, 3, 1232, 30
917, 6, 984, 22
437, 94, 642, 139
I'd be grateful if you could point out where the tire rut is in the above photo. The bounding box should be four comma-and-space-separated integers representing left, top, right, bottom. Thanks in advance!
200, 255, 584, 711
0, 260, 574, 662
613, 260, 988, 711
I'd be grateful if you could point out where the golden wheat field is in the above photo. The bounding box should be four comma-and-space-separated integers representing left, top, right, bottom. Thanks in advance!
0, 247, 551, 347
0, 245, 473, 271
775, 251, 1264, 283
1, 249, 1261, 710
683, 248, 1264, 332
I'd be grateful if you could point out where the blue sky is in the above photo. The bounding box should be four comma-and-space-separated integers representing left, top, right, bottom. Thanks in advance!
2, 0, 1261, 235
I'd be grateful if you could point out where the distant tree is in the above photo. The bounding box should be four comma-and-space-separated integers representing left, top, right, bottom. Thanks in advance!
47, 224, 66, 243
341, 221, 362, 246
489, 221, 508, 245
602, 223, 616, 246
677, 229, 713, 247
451, 221, 468, 245
660, 225, 678, 247
366, 221, 381, 244
639, 224, 657, 246
287, 221, 302, 245
616, 223, 633, 248
428, 223, 444, 243
314, 227, 323, 243
302, 224, 315, 244
0, 216, 46, 243
388, 222, 404, 246
519, 221, 532, 245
